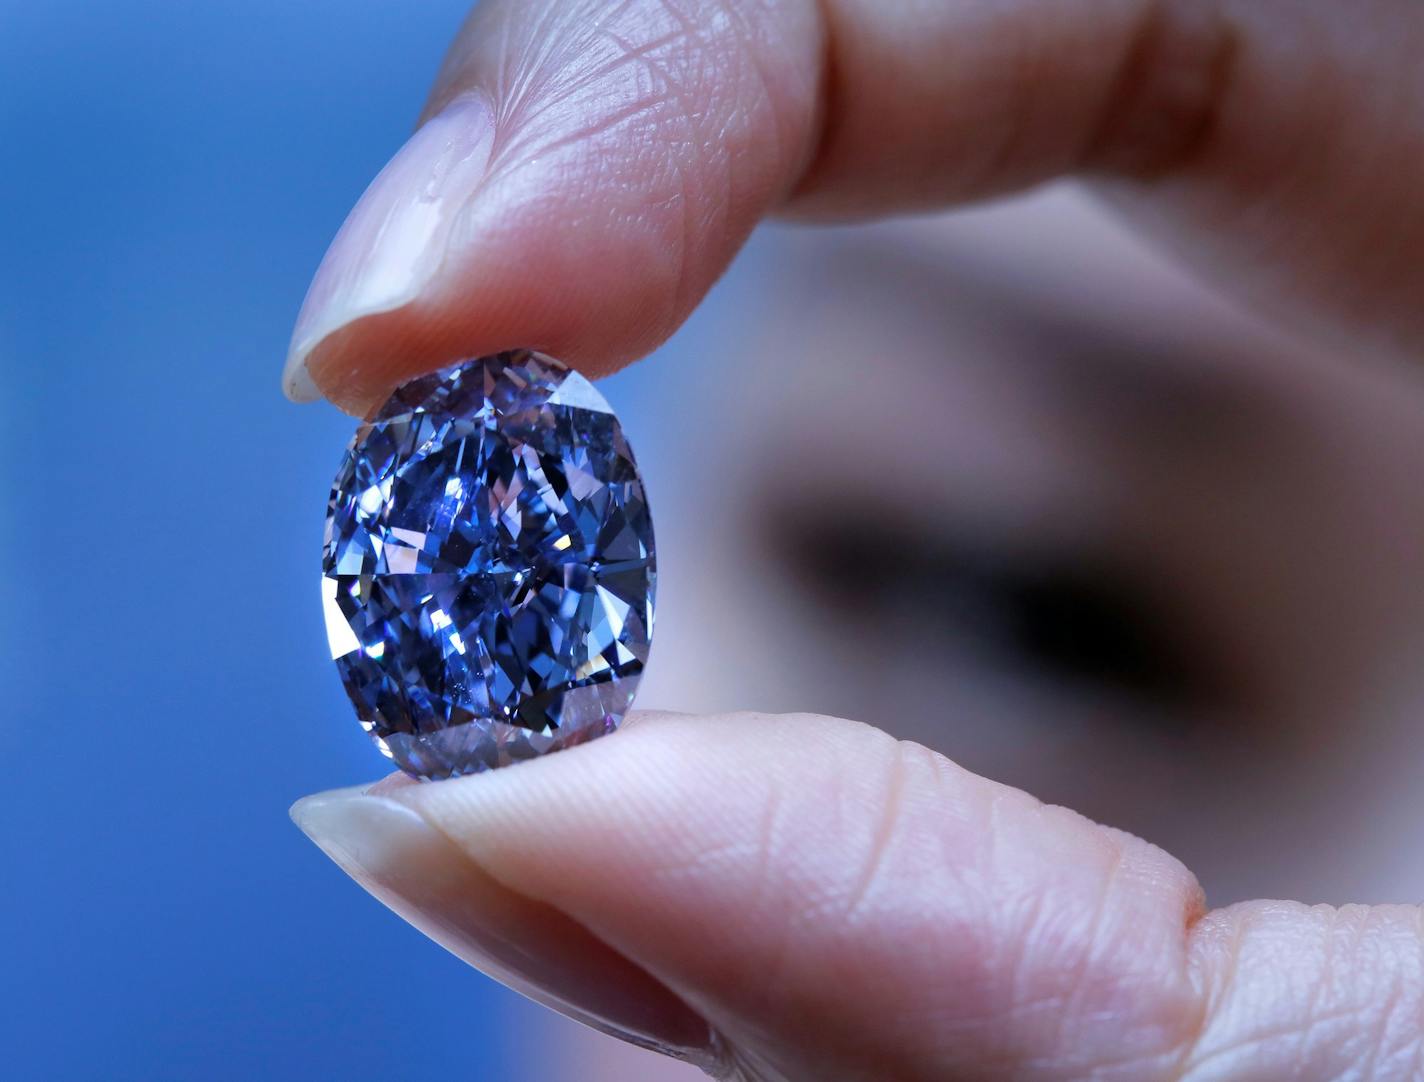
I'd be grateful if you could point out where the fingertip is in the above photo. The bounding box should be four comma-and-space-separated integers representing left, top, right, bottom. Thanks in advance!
282, 0, 815, 412
281, 92, 497, 411
289, 769, 718, 1064
288, 782, 377, 836
296, 243, 672, 416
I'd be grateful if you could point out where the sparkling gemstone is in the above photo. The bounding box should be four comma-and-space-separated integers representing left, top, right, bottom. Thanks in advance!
321, 351, 656, 779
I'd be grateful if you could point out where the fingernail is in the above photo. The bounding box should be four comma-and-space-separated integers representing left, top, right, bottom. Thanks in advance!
290, 786, 716, 1064
283, 93, 496, 403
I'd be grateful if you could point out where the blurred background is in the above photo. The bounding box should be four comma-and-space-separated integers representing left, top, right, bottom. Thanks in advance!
9, 2, 1424, 1080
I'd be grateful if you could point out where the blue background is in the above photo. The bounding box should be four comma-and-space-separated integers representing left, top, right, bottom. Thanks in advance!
0, 2, 688, 1077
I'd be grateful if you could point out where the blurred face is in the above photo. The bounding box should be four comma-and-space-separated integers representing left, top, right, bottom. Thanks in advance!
637, 187, 1424, 907
540, 188, 1424, 1082
556, 186, 1424, 1081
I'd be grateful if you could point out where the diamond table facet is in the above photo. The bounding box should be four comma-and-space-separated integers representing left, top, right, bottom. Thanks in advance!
322, 351, 656, 779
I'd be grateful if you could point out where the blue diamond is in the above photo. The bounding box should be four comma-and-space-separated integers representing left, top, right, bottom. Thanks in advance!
322, 352, 656, 779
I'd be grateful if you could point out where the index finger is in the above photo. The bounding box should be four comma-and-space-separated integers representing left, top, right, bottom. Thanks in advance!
283, 0, 1424, 413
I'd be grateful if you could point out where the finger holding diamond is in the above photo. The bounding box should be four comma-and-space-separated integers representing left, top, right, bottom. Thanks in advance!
285, 0, 1424, 413
293, 711, 1424, 1079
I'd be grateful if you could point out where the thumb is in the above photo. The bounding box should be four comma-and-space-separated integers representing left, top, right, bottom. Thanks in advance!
292, 711, 1424, 1080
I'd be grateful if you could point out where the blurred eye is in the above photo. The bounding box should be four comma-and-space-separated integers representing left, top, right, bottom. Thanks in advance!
765, 511, 1220, 712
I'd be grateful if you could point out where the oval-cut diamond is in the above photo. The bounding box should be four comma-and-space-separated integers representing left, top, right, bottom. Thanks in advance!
322, 351, 656, 779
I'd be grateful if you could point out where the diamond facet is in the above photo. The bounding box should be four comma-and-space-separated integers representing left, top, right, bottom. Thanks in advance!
322, 351, 656, 779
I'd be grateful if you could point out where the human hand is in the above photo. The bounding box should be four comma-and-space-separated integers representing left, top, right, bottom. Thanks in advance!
288, 3, 1424, 1079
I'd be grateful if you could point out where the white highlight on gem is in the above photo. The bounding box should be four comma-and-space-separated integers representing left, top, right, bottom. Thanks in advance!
322, 577, 361, 659
359, 486, 385, 515
546, 372, 613, 414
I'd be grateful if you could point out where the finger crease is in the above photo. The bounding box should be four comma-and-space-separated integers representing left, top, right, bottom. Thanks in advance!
1079, 0, 1240, 181
840, 743, 912, 922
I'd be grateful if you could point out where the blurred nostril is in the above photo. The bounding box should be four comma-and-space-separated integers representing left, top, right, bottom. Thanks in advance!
768, 513, 1222, 712
997, 566, 1203, 706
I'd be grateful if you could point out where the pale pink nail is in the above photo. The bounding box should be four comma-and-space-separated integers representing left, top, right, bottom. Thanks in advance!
289, 786, 718, 1064
283, 94, 496, 402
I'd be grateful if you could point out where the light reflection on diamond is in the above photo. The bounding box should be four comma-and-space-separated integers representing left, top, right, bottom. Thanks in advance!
322, 351, 656, 779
